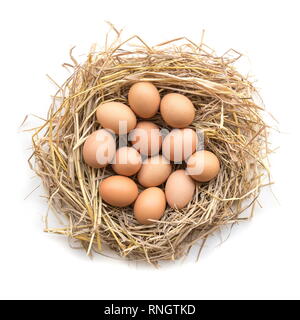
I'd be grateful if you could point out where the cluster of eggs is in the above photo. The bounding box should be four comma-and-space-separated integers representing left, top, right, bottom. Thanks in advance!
82, 82, 220, 225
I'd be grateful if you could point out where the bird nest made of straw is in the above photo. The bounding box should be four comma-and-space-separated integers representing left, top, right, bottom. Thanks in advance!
30, 31, 270, 265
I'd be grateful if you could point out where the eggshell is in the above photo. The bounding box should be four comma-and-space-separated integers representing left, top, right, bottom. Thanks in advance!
162, 128, 198, 162
186, 150, 220, 182
134, 187, 166, 225
160, 93, 195, 128
99, 175, 138, 207
137, 155, 172, 187
129, 121, 162, 156
82, 129, 116, 168
96, 102, 137, 134
112, 147, 142, 176
165, 170, 195, 209
128, 82, 160, 118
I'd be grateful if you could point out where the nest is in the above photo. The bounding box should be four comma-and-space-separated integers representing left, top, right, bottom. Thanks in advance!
30, 30, 270, 265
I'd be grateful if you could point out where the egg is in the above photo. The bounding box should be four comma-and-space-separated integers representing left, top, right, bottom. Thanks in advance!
96, 102, 137, 134
112, 147, 142, 176
137, 155, 172, 187
83, 129, 116, 168
99, 175, 138, 207
165, 170, 195, 209
186, 150, 220, 182
128, 82, 161, 118
129, 121, 162, 156
162, 128, 198, 162
160, 93, 195, 128
134, 187, 166, 225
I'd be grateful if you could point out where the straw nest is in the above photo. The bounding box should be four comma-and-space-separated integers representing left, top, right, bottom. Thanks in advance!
30, 30, 270, 265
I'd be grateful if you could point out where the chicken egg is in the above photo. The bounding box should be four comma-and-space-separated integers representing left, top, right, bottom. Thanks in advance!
137, 155, 172, 187
186, 150, 220, 182
165, 170, 195, 209
134, 187, 166, 225
162, 128, 198, 162
82, 129, 116, 168
96, 102, 137, 134
160, 93, 195, 128
99, 175, 138, 207
128, 82, 160, 118
129, 121, 162, 156
112, 147, 142, 176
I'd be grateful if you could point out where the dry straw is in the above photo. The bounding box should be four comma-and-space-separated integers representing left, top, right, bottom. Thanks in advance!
29, 27, 271, 265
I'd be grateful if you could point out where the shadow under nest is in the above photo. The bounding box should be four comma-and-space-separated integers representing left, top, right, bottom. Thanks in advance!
30, 34, 270, 265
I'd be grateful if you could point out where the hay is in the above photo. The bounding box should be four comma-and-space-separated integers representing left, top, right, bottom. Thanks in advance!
29, 29, 271, 265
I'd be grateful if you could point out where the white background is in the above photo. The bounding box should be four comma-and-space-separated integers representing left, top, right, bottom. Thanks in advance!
0, 0, 299, 300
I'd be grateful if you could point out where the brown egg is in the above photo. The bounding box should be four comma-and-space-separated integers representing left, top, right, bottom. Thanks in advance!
137, 155, 172, 187
162, 128, 198, 162
186, 150, 220, 182
129, 121, 162, 156
128, 82, 160, 118
160, 93, 195, 128
99, 175, 138, 207
112, 147, 142, 176
83, 129, 116, 168
165, 170, 195, 209
134, 187, 166, 225
96, 102, 137, 134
